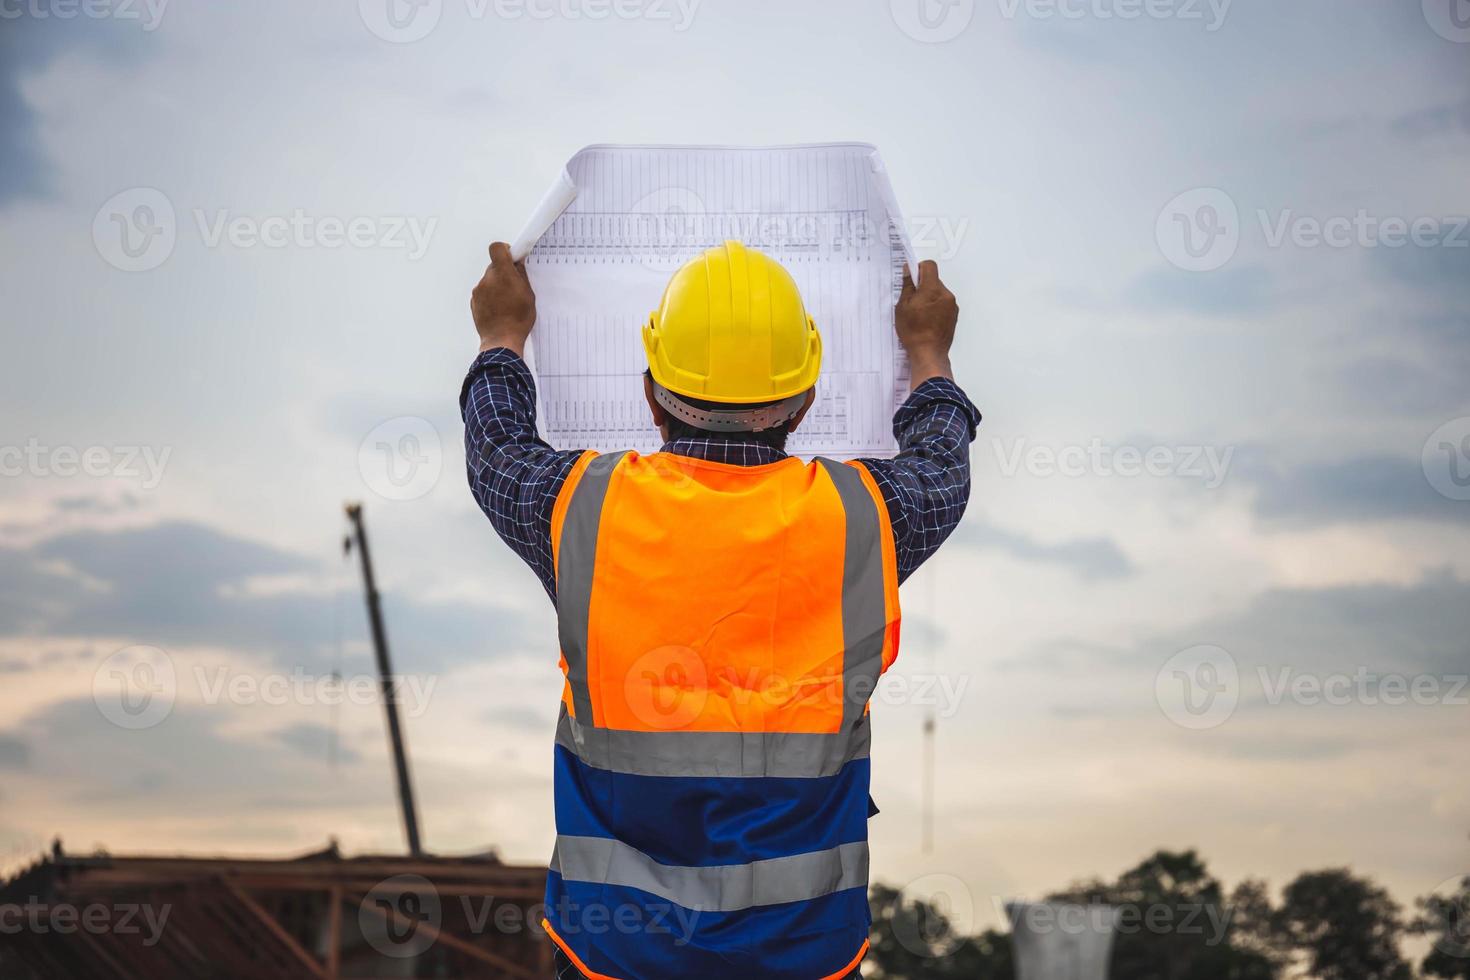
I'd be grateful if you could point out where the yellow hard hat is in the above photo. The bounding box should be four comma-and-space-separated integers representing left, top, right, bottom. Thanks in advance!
643, 241, 821, 431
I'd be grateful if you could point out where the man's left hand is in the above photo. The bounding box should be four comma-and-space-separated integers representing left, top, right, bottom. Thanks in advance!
471, 241, 536, 355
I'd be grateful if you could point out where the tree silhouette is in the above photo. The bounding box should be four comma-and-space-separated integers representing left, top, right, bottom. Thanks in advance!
1413, 875, 1470, 978
1274, 869, 1412, 980
1046, 850, 1282, 980
867, 883, 1013, 979
869, 851, 1445, 979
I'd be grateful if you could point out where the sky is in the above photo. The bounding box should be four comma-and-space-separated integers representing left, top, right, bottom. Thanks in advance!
1, 0, 1468, 944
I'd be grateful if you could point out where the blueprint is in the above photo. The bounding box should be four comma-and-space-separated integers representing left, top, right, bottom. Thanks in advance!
510, 143, 917, 458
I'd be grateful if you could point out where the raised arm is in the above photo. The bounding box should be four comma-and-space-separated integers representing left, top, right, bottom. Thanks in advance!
857, 260, 981, 583
461, 242, 585, 601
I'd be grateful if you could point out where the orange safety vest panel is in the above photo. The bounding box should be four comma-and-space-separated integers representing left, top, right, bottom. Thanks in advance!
542, 450, 901, 980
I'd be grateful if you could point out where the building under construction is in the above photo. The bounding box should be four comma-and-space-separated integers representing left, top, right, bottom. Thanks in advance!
0, 841, 553, 979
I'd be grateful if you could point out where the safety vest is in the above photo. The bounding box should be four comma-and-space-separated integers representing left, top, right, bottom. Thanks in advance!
541, 449, 901, 980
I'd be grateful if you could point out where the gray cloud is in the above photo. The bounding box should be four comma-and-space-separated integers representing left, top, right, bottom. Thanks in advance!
1390, 98, 1470, 141
1236, 452, 1468, 528
11, 698, 387, 815
1021, 573, 1470, 682
1374, 233, 1470, 312
0, 547, 81, 634
0, 648, 95, 675
1334, 355, 1466, 417
1190, 730, 1359, 762
274, 722, 360, 766
1033, 573, 1470, 755
1124, 265, 1276, 316
0, 521, 537, 672
0, 23, 50, 207
1158, 570, 1470, 680
0, 735, 29, 770
957, 521, 1135, 580
51, 493, 144, 515
483, 705, 557, 733
0, 14, 158, 206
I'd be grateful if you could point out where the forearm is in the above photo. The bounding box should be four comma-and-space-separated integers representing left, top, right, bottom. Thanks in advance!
907, 351, 954, 389
478, 332, 526, 357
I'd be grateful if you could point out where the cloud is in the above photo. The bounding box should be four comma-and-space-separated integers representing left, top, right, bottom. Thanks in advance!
1334, 355, 1466, 416
483, 705, 557, 732
273, 722, 361, 766
0, 14, 160, 207
1159, 570, 1470, 681
1029, 572, 1470, 753
9, 698, 386, 814
1236, 452, 1468, 528
1374, 232, 1470, 314
51, 493, 144, 515
0, 520, 537, 672
1019, 571, 1470, 681
1190, 730, 1356, 762
1390, 98, 1470, 141
0, 735, 29, 770
0, 546, 81, 634
0, 22, 51, 207
1124, 265, 1277, 316
955, 521, 1135, 580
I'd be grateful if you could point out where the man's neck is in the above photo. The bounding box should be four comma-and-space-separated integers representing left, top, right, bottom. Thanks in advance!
659, 432, 789, 467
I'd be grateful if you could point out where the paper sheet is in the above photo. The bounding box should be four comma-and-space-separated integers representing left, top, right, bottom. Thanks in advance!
512, 143, 916, 459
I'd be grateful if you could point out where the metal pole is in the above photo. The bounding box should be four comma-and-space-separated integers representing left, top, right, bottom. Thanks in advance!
344, 502, 424, 857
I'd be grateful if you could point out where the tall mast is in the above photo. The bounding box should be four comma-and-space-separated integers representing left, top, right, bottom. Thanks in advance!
344, 502, 424, 857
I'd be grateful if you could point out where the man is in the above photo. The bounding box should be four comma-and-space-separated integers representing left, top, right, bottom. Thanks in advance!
463, 239, 979, 980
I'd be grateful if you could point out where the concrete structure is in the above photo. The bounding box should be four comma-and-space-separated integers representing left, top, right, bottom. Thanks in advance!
1006, 901, 1119, 980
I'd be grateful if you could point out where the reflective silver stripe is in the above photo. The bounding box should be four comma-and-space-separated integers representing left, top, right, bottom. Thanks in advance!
551, 835, 870, 912
556, 451, 629, 727
555, 704, 870, 778
816, 458, 889, 731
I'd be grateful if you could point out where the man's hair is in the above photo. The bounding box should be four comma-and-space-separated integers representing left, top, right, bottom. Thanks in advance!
648, 370, 795, 452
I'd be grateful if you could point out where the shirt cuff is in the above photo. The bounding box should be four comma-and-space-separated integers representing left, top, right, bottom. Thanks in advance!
894, 376, 982, 440
459, 347, 533, 414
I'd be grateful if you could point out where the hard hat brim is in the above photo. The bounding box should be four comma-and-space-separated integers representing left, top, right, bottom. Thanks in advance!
652, 382, 810, 434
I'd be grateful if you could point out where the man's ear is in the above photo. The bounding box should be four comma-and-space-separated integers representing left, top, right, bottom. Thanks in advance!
785, 389, 818, 434
643, 373, 670, 432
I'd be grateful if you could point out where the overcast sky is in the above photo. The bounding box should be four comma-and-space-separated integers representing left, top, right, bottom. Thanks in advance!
1, 0, 1467, 937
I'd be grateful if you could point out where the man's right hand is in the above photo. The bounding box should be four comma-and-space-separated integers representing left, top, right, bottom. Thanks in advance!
896, 260, 958, 387
471, 241, 537, 356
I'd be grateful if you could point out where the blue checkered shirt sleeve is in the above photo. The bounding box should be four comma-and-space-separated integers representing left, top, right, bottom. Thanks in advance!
460, 347, 584, 600
856, 377, 982, 582
461, 348, 981, 597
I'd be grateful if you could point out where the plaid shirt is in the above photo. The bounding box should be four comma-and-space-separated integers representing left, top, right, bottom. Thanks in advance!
461, 347, 981, 600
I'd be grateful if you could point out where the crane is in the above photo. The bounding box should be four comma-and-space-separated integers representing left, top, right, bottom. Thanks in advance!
344, 502, 424, 857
